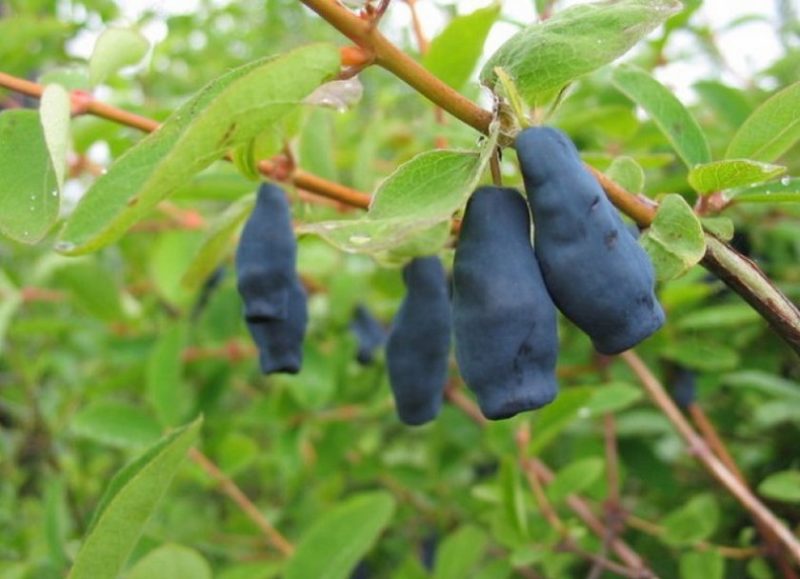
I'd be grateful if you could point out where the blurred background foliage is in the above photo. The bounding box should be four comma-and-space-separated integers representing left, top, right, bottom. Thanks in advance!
0, 0, 799, 578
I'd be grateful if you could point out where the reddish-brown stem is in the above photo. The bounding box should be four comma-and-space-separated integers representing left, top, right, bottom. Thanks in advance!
620, 351, 800, 564
188, 448, 295, 556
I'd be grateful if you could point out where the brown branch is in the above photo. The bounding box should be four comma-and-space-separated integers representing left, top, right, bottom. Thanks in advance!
620, 351, 800, 564
188, 448, 295, 556
5, 28, 800, 354
295, 0, 800, 356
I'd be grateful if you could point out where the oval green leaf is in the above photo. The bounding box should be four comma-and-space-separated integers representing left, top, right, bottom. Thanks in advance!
640, 194, 706, 280
68, 417, 202, 579
126, 544, 212, 579
0, 110, 60, 243
423, 4, 500, 91
613, 64, 711, 168
285, 491, 396, 579
758, 470, 800, 504
481, 0, 681, 104
89, 27, 150, 86
688, 159, 785, 195
725, 81, 800, 162
728, 176, 800, 204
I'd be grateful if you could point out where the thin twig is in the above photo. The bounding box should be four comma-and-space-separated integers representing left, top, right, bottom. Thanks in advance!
516, 426, 649, 579
620, 351, 800, 564
188, 448, 295, 556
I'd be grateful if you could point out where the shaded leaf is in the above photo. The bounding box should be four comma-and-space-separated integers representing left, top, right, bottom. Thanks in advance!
758, 470, 800, 504
662, 494, 719, 546
69, 417, 202, 579
0, 110, 59, 243
180, 193, 255, 291
285, 492, 395, 579
126, 544, 212, 579
481, 0, 681, 104
528, 388, 593, 455
433, 526, 489, 579
499, 458, 528, 539
680, 551, 724, 579
726, 81, 800, 162
146, 323, 190, 427
547, 457, 604, 503
640, 194, 706, 280
677, 303, 761, 330
586, 382, 643, 415
613, 64, 711, 168
71, 402, 161, 449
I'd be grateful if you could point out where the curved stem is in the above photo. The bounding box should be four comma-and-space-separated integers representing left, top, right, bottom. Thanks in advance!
296, 0, 800, 356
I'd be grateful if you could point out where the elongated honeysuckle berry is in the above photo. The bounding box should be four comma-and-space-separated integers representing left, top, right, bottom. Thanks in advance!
386, 256, 451, 426
452, 186, 559, 420
235, 183, 308, 374
516, 126, 665, 355
350, 303, 387, 365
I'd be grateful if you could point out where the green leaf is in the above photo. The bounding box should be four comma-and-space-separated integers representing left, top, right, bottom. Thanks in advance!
680, 551, 724, 579
180, 193, 255, 291
728, 177, 800, 204
126, 544, 212, 579
480, 0, 681, 104
55, 260, 125, 322
433, 526, 489, 579
39, 84, 71, 191
758, 470, 800, 503
726, 81, 800, 162
605, 156, 645, 194
661, 339, 740, 372
688, 159, 786, 195
300, 135, 496, 258
499, 457, 528, 539
528, 387, 593, 455
89, 27, 150, 86
693, 80, 753, 129
586, 382, 643, 415
700, 217, 734, 241
423, 4, 500, 91
71, 402, 161, 449
285, 492, 395, 579
146, 323, 190, 427
640, 194, 706, 280
69, 417, 202, 579
722, 371, 800, 404
677, 304, 761, 330
547, 457, 604, 503
613, 65, 711, 168
662, 494, 719, 546
0, 110, 59, 243
58, 44, 339, 255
